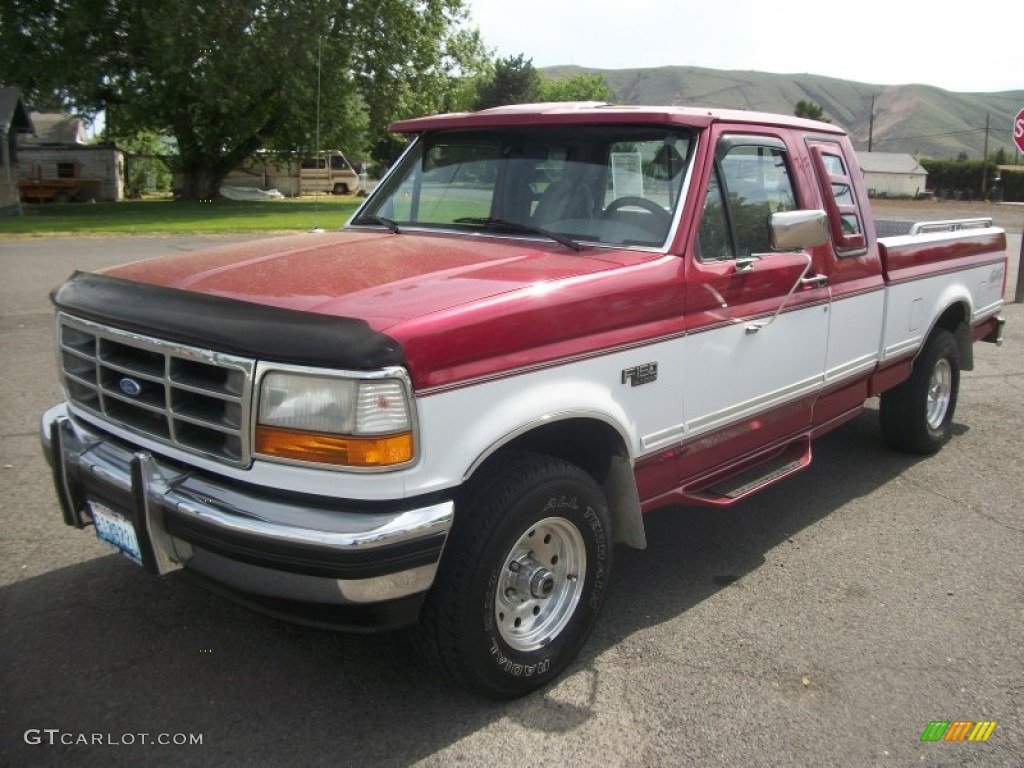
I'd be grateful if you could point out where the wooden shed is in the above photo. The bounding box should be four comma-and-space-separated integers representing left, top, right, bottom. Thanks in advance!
18, 112, 124, 202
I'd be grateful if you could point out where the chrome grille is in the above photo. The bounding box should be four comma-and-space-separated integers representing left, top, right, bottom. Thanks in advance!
58, 313, 255, 466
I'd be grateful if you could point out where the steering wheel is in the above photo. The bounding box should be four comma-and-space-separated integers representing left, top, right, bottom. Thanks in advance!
603, 196, 672, 226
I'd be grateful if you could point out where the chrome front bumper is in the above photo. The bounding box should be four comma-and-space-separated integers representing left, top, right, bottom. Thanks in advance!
41, 404, 453, 627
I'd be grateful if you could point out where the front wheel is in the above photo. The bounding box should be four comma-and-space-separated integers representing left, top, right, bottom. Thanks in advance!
414, 452, 612, 699
880, 329, 960, 454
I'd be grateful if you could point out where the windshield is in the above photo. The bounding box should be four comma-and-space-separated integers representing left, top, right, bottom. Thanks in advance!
355, 126, 694, 249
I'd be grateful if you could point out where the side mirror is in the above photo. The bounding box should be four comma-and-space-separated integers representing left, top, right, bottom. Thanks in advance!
770, 209, 829, 250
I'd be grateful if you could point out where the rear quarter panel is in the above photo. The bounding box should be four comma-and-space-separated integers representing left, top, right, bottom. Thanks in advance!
877, 228, 1007, 363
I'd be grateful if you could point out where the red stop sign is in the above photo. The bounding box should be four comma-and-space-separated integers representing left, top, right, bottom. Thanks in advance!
1015, 108, 1024, 153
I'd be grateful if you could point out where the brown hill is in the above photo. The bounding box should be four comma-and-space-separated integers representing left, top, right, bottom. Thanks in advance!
543, 65, 1024, 161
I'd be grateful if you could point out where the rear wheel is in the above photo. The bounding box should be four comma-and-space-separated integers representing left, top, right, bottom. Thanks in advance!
415, 452, 612, 699
880, 329, 960, 454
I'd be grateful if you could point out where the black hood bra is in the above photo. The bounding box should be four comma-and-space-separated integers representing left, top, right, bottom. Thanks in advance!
52, 271, 405, 370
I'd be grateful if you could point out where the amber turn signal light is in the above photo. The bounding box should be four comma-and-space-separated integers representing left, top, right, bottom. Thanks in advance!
255, 426, 413, 467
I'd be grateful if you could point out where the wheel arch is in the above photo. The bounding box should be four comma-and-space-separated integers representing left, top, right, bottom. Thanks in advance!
465, 415, 646, 550
929, 299, 973, 371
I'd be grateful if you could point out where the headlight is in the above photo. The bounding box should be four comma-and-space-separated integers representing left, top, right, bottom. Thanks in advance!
255, 371, 414, 468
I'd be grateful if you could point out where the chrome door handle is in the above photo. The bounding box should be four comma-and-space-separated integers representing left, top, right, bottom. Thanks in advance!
800, 274, 828, 288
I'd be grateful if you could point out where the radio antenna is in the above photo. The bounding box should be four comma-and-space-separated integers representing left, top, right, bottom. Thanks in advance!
309, 34, 324, 233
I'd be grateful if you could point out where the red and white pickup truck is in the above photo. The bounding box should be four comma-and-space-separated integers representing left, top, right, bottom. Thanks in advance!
41, 103, 1007, 698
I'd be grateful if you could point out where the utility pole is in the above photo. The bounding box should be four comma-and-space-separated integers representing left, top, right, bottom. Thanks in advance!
868, 94, 875, 152
980, 112, 990, 200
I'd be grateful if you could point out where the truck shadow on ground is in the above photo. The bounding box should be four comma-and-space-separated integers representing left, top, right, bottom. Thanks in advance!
0, 406, 943, 767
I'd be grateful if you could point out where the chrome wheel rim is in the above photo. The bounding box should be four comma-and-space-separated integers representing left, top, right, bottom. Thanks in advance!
926, 358, 952, 430
495, 517, 586, 652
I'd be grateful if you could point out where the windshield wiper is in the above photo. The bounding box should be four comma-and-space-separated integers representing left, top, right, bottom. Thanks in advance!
453, 217, 582, 252
353, 214, 402, 233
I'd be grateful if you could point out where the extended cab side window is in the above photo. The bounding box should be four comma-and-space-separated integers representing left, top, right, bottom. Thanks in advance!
697, 139, 797, 261
808, 141, 867, 256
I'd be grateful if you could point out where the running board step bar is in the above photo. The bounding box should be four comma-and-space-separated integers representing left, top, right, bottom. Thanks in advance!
682, 437, 812, 507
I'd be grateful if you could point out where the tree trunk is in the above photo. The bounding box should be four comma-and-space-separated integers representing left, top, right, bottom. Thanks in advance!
174, 132, 263, 200
177, 165, 230, 200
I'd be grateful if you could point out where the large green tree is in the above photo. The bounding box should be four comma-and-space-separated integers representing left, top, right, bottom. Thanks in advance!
473, 58, 613, 111
794, 99, 831, 123
473, 54, 542, 110
0, 0, 486, 198
540, 72, 613, 103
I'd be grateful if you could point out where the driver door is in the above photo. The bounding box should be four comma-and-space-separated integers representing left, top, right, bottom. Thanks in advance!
679, 132, 831, 482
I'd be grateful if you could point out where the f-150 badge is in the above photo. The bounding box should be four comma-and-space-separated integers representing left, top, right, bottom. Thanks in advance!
622, 363, 658, 386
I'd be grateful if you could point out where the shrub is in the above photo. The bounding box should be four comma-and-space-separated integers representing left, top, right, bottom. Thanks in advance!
920, 159, 999, 200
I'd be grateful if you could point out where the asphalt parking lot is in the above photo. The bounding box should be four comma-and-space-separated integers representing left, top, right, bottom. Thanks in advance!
1, 232, 1022, 767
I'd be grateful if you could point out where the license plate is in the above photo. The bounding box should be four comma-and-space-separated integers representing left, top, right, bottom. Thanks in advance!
89, 500, 143, 566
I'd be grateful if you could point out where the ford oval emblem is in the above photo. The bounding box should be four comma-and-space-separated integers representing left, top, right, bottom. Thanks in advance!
119, 377, 143, 397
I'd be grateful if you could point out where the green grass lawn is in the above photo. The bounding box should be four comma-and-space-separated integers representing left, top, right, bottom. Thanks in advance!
0, 196, 364, 236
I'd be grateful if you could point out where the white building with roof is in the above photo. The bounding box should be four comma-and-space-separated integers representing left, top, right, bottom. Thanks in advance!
855, 152, 928, 198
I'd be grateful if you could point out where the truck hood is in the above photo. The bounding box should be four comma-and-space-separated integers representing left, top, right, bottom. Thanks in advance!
93, 229, 682, 391
104, 229, 623, 329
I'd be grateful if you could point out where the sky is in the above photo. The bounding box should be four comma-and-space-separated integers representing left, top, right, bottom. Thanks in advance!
465, 0, 1022, 93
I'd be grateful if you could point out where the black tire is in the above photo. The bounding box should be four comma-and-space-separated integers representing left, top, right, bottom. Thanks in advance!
880, 329, 960, 455
332, 183, 349, 195
415, 451, 612, 699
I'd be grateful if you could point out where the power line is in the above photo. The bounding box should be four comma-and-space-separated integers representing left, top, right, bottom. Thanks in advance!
871, 127, 988, 143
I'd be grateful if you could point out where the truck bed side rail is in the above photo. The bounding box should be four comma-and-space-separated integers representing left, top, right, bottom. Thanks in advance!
875, 217, 994, 238
909, 217, 993, 235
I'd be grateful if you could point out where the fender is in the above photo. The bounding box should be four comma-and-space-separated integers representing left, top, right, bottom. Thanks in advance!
461, 407, 634, 481
414, 361, 669, 549
413, 331, 687, 501
916, 285, 973, 368
417, 375, 642, 490
460, 407, 648, 550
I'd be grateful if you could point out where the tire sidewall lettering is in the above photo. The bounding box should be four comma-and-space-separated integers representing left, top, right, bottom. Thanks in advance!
543, 494, 578, 513
488, 637, 551, 678
583, 505, 607, 609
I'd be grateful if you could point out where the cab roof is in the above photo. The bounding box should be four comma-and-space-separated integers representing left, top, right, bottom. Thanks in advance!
389, 101, 846, 136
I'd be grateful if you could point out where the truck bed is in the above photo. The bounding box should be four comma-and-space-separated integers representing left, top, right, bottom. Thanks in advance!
876, 218, 1006, 283
875, 218, 1006, 371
